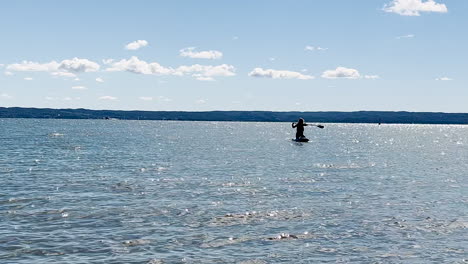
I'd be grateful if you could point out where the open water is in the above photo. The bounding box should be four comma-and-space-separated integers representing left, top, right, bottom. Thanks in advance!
0, 119, 467, 263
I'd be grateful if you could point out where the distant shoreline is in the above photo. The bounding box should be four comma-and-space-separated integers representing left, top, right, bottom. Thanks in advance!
1, 107, 468, 125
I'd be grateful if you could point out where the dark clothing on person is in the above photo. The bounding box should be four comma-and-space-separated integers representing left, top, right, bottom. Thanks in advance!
292, 119, 308, 139
295, 125, 304, 139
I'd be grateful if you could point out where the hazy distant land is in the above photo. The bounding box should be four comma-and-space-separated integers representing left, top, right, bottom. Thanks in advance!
1, 107, 467, 125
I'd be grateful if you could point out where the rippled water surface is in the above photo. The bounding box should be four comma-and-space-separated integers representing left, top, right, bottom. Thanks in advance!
1, 119, 467, 263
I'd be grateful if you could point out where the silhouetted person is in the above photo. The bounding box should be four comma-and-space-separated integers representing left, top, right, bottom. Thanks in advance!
292, 118, 308, 140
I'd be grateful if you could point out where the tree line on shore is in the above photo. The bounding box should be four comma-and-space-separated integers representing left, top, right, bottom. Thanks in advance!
1, 107, 467, 124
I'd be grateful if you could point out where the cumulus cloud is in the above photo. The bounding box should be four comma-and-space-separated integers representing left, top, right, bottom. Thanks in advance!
99, 96, 117, 100
321, 67, 361, 79
58, 58, 100, 73
7, 58, 99, 74
383, 0, 448, 16
72, 86, 87, 90
125, 40, 149, 50
106, 56, 173, 75
96, 77, 104, 83
436, 77, 453, 81
139, 96, 153, 101
248, 68, 314, 80
24, 77, 33, 81
321, 67, 379, 80
180, 47, 223, 59
106, 56, 235, 80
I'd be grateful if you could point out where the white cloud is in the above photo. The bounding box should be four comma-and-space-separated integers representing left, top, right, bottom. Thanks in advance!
364, 75, 380, 79
4, 71, 14, 76
176, 64, 235, 78
72, 86, 87, 90
305, 46, 328, 51
196, 99, 207, 104
157, 96, 172, 102
321, 67, 361, 79
106, 56, 174, 75
195, 76, 215, 81
96, 77, 104, 83
58, 58, 100, 73
125, 40, 149, 50
74, 78, 80, 81
139, 96, 153, 101
248, 68, 314, 80
46, 96, 79, 101
106, 56, 235, 80
436, 77, 453, 81
8, 61, 59, 72
180, 47, 223, 59
1, 93, 12, 99
383, 0, 448, 16
24, 77, 33, 81
7, 58, 99, 74
99, 96, 117, 100
396, 34, 415, 39
0, 64, 4, 67
51, 71, 77, 78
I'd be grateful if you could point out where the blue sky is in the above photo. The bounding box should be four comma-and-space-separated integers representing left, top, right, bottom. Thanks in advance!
0, 0, 466, 112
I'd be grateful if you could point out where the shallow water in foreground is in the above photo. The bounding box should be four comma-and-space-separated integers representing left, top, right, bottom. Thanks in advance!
0, 119, 467, 263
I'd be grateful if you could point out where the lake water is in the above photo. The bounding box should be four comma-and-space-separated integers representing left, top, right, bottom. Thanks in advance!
1, 119, 467, 263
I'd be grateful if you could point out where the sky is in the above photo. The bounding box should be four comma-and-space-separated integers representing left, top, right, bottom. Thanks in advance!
0, 0, 467, 112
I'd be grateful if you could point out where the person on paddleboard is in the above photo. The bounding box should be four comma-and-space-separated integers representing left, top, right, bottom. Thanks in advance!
292, 118, 308, 140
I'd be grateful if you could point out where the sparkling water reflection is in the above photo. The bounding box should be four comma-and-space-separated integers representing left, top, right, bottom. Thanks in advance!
0, 119, 467, 263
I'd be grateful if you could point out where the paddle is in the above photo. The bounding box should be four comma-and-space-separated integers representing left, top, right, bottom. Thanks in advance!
292, 122, 324, 129
305, 123, 325, 128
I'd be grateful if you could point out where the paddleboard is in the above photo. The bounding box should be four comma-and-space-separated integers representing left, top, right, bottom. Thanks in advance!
292, 138, 309, 142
